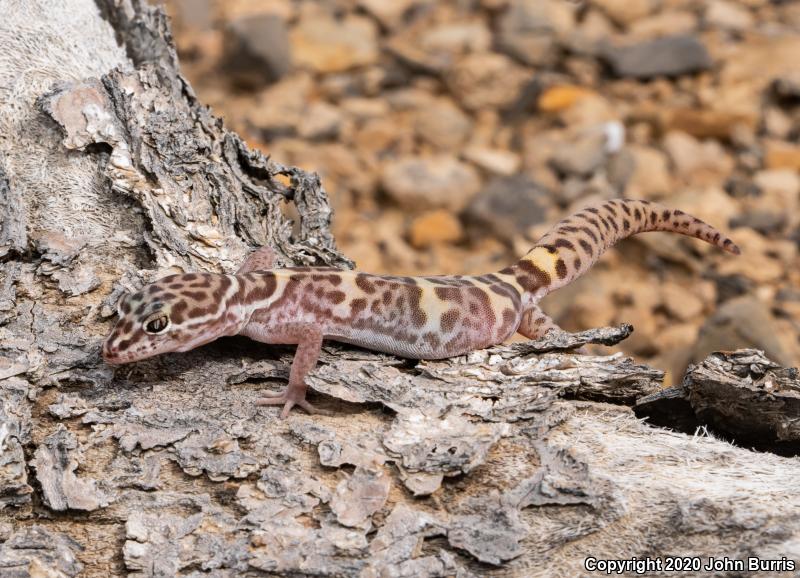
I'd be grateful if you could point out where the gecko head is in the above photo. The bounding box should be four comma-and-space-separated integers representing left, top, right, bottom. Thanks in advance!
102, 273, 243, 364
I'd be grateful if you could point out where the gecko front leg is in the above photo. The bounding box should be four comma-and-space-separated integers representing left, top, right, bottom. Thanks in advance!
241, 321, 329, 418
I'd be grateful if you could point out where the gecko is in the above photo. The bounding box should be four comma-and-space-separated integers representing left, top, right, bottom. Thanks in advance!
103, 199, 740, 417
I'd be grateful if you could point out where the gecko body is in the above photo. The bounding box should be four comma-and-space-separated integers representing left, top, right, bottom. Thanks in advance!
103, 199, 740, 417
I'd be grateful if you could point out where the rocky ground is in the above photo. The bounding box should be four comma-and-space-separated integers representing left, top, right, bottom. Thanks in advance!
163, 0, 800, 382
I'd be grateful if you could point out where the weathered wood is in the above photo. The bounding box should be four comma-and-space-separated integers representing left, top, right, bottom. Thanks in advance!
2, 1, 800, 577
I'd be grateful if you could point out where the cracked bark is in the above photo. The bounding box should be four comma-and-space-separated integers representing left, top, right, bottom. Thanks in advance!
2, 1, 800, 577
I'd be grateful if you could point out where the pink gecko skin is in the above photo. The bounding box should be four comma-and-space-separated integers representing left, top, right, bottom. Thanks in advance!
103, 199, 740, 417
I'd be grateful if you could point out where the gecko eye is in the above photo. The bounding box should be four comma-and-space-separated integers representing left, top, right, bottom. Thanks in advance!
144, 313, 170, 334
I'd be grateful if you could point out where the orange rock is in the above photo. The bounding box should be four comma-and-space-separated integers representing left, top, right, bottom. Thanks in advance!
290, 15, 379, 73
764, 140, 800, 171
661, 107, 757, 140
408, 210, 464, 248
538, 85, 596, 113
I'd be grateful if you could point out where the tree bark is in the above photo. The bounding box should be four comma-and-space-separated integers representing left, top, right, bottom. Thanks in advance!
2, 1, 800, 577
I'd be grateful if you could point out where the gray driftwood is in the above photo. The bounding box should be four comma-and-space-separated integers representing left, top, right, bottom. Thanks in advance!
2, 2, 800, 577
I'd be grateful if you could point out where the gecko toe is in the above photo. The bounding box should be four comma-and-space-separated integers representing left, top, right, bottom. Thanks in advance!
255, 390, 331, 418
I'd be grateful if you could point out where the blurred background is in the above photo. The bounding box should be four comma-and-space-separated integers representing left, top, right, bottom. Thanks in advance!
160, 0, 800, 383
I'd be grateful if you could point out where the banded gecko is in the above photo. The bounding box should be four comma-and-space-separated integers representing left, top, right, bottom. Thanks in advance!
103, 199, 739, 417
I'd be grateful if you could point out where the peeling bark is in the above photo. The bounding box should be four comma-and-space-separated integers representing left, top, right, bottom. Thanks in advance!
2, 1, 800, 577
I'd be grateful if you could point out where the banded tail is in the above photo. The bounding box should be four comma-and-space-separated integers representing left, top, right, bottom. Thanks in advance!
501, 199, 740, 299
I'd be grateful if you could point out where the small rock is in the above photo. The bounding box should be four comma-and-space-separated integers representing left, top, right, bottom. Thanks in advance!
560, 92, 619, 128
297, 101, 343, 140
749, 169, 800, 230
659, 323, 700, 352
628, 10, 697, 39
496, 0, 575, 67
340, 97, 390, 121
627, 145, 671, 198
386, 16, 492, 74
382, 156, 481, 212
170, 0, 214, 30
572, 291, 616, 329
691, 297, 794, 368
764, 140, 800, 171
705, 0, 754, 31
357, 0, 419, 30
593, 0, 657, 27
661, 107, 758, 140
291, 15, 379, 73
606, 148, 636, 193
420, 21, 492, 58
660, 282, 704, 322
413, 98, 472, 150
663, 131, 733, 182
537, 84, 597, 113
463, 175, 549, 243
222, 14, 291, 88
763, 107, 793, 140
549, 130, 609, 177
730, 211, 786, 236
248, 73, 312, 137
409, 210, 464, 248
445, 52, 530, 112
773, 73, 800, 102
462, 146, 521, 176
603, 35, 712, 79
754, 169, 800, 200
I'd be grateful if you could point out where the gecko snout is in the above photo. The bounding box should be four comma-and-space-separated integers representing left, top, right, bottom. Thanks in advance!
102, 340, 120, 363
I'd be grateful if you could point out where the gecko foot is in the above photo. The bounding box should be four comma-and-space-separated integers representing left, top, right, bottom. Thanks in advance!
256, 386, 331, 418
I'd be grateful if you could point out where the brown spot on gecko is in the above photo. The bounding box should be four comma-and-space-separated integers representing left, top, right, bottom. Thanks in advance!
500, 307, 517, 331
621, 203, 631, 216
170, 301, 188, 324
440, 309, 460, 332
555, 259, 567, 279
355, 274, 376, 294
580, 226, 599, 243
434, 286, 464, 304
183, 290, 207, 301
517, 260, 552, 287
189, 305, 215, 318
350, 298, 367, 315
328, 290, 346, 304
408, 286, 427, 327
245, 274, 277, 304
554, 238, 575, 251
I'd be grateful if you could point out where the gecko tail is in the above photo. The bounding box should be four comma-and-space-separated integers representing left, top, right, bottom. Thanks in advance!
502, 199, 740, 298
